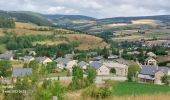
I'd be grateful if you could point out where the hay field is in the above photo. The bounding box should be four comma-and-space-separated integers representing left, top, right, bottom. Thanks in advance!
131, 19, 160, 25
112, 35, 144, 42
32, 40, 67, 46
15, 22, 49, 29
64, 34, 109, 50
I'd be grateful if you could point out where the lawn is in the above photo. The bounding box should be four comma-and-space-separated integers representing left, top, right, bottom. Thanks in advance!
112, 82, 170, 96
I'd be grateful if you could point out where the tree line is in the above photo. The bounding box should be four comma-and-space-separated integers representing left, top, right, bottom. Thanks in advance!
0, 17, 15, 28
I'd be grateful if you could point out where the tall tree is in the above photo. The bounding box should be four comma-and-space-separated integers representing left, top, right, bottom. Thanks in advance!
0, 60, 12, 77
87, 66, 96, 83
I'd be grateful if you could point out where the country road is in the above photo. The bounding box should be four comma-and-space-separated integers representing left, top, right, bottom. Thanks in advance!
47, 76, 127, 84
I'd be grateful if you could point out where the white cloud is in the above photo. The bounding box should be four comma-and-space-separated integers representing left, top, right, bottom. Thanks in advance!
0, 0, 170, 18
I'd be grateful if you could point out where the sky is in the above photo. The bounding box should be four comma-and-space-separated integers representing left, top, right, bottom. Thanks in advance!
0, 0, 170, 18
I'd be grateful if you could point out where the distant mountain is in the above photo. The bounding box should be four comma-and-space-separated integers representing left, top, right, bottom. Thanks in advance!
0, 10, 52, 26
1, 10, 170, 34
99, 15, 170, 25
44, 14, 96, 21
43, 14, 170, 33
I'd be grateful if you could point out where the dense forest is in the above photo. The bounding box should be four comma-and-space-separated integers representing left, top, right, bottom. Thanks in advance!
0, 17, 15, 28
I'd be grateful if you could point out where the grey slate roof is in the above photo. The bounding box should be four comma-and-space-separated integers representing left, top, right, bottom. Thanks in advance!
35, 57, 49, 63
12, 68, 32, 77
55, 57, 73, 64
159, 67, 169, 75
78, 61, 88, 68
140, 65, 158, 75
90, 61, 103, 70
115, 59, 129, 65
0, 53, 14, 59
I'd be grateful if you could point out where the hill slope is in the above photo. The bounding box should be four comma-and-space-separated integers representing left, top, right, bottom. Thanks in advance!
0, 10, 52, 26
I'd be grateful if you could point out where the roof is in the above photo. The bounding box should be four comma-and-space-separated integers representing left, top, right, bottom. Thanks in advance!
0, 53, 14, 59
35, 57, 50, 62
88, 52, 98, 56
12, 68, 32, 77
108, 55, 118, 59
115, 59, 129, 65
127, 51, 140, 55
55, 57, 73, 64
103, 61, 128, 69
78, 61, 88, 68
147, 52, 157, 57
23, 56, 34, 60
140, 65, 158, 76
159, 67, 169, 75
90, 61, 103, 69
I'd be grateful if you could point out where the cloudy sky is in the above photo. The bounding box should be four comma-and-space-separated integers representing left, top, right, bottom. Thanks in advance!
0, 0, 170, 18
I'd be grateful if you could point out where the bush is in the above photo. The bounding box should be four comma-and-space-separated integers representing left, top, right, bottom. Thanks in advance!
81, 82, 112, 99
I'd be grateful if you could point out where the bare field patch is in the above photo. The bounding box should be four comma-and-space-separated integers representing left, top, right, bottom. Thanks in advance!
32, 40, 67, 46
5, 28, 52, 36
131, 19, 160, 25
112, 35, 144, 42
15, 22, 49, 29
65, 34, 109, 50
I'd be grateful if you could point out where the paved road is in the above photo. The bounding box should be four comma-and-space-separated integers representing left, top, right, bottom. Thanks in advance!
47, 76, 127, 84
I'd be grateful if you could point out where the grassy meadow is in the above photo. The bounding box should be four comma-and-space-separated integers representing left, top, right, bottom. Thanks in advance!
112, 82, 170, 96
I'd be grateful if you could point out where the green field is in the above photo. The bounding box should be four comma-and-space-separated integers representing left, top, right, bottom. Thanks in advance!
112, 82, 170, 96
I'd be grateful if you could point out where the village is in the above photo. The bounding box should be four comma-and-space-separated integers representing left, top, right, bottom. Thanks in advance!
0, 48, 170, 85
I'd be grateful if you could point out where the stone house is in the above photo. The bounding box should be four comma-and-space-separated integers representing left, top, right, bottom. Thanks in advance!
138, 65, 169, 84
103, 61, 128, 76
35, 57, 52, 64
90, 61, 110, 76
55, 57, 78, 71
21, 56, 35, 63
12, 68, 32, 83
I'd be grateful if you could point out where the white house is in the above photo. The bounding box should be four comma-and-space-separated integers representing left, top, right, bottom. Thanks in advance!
35, 57, 52, 64
90, 61, 110, 76
55, 57, 78, 70
103, 61, 128, 76
21, 56, 35, 63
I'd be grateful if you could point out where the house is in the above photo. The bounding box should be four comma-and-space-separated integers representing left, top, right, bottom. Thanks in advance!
147, 52, 157, 58
138, 65, 169, 84
127, 51, 140, 55
107, 55, 119, 60
29, 51, 36, 56
55, 57, 77, 70
21, 56, 35, 63
35, 57, 52, 64
0, 53, 14, 60
78, 61, 89, 70
88, 52, 98, 57
144, 57, 157, 65
103, 61, 128, 76
92, 56, 103, 61
12, 68, 32, 83
115, 58, 129, 65
90, 61, 110, 76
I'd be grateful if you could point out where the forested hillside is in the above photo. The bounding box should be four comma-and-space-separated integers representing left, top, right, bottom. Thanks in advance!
0, 10, 52, 26
0, 17, 15, 28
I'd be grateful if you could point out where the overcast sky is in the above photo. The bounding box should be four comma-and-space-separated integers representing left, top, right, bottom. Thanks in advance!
0, 0, 170, 18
